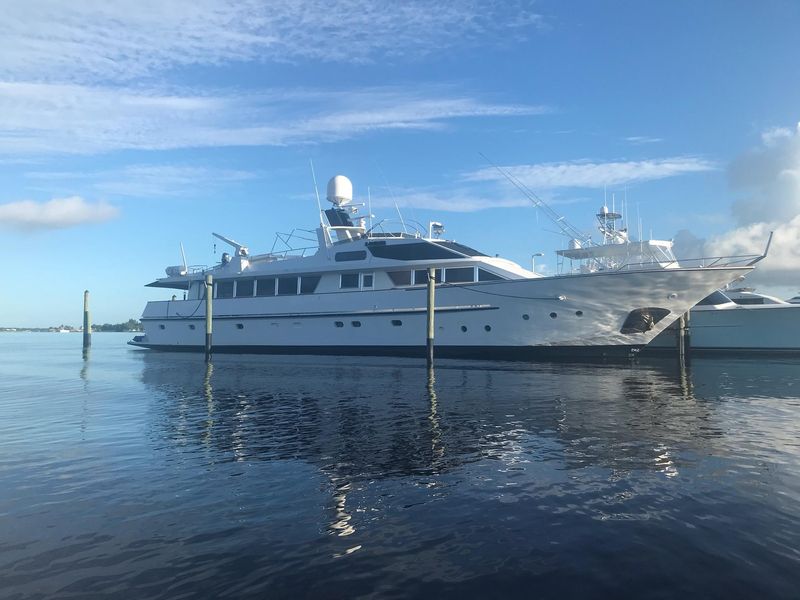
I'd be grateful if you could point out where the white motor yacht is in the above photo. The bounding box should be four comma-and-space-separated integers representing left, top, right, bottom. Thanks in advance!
129, 176, 761, 360
651, 288, 800, 352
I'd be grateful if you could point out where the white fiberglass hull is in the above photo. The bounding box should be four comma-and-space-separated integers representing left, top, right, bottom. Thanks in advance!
650, 303, 800, 352
131, 267, 749, 359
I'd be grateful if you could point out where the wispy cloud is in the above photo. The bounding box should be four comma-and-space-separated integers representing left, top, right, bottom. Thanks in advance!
624, 136, 662, 145
27, 164, 258, 197
0, 82, 545, 155
371, 187, 531, 213
1, 0, 542, 82
0, 196, 119, 231
465, 157, 716, 189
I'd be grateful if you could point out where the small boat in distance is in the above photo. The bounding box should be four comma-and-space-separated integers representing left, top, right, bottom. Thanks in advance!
129, 175, 763, 360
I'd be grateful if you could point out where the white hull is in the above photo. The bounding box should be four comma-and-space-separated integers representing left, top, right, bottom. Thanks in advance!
133, 267, 750, 358
650, 304, 800, 352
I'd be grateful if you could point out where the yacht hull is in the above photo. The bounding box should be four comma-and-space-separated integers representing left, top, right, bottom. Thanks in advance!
132, 266, 750, 360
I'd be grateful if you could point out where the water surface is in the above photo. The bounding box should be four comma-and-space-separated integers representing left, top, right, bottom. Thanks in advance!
1, 333, 799, 598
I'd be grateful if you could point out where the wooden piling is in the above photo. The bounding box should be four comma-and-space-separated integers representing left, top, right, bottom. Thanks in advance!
82, 290, 91, 349
426, 267, 435, 366
205, 274, 213, 360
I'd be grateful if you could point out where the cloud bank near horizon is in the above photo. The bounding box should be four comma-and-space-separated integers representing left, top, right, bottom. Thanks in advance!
696, 123, 800, 288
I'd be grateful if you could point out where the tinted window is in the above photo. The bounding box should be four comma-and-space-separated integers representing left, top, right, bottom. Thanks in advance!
335, 250, 367, 262
414, 269, 442, 285
391, 319, 402, 326
362, 274, 374, 288
300, 275, 321, 294
277, 277, 297, 295
435, 241, 487, 257
478, 269, 503, 281
256, 278, 275, 296
236, 279, 254, 297
216, 280, 234, 298
340, 273, 359, 289
367, 241, 460, 260
387, 271, 411, 286
732, 297, 765, 305
445, 267, 474, 283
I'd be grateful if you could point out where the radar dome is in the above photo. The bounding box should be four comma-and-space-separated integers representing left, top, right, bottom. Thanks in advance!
327, 175, 353, 206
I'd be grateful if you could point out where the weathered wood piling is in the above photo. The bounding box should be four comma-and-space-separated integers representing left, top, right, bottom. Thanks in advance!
426, 267, 435, 367
205, 274, 213, 360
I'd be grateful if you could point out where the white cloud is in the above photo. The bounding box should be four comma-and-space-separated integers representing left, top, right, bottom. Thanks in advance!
370, 187, 531, 213
465, 156, 716, 189
624, 136, 662, 145
699, 122, 800, 287
27, 164, 258, 197
0, 82, 544, 154
0, 196, 119, 230
0, 0, 542, 82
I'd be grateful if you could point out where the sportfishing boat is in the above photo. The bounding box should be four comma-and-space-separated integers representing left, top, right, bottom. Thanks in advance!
129, 175, 763, 359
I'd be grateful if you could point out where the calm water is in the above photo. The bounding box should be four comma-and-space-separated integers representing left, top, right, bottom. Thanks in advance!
1, 333, 800, 599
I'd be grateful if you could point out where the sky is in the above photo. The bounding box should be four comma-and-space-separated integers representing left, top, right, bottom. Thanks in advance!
2, 0, 800, 327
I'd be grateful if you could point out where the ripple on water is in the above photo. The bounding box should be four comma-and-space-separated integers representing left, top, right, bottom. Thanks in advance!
1, 333, 800, 598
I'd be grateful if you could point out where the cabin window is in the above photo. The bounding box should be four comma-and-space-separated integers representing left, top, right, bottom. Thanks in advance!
300, 275, 321, 294
414, 269, 442, 285
575, 310, 583, 317
335, 321, 344, 327
362, 273, 374, 288
236, 323, 244, 329
460, 325, 467, 332
445, 267, 474, 283
340, 273, 359, 289
351, 321, 362, 327
484, 325, 492, 332
216, 280, 234, 299
256, 278, 275, 297
391, 319, 402, 326
189, 324, 195, 330
387, 271, 412, 286
159, 324, 166, 330
522, 314, 530, 320
335, 250, 367, 262
550, 312, 557, 319
277, 276, 298, 295
236, 279, 254, 297
478, 268, 504, 281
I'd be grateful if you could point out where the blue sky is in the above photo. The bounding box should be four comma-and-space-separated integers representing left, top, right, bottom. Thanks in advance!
2, 0, 800, 326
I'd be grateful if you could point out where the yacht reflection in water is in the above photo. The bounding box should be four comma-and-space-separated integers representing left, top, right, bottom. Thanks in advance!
138, 353, 800, 535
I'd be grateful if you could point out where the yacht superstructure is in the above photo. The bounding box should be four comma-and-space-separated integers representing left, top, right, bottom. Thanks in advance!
130, 176, 761, 359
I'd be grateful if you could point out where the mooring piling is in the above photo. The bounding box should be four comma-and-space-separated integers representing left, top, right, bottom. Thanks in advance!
677, 312, 690, 363
82, 290, 91, 349
426, 267, 435, 367
205, 274, 213, 360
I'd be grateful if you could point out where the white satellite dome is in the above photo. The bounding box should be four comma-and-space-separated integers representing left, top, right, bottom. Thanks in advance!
327, 175, 353, 206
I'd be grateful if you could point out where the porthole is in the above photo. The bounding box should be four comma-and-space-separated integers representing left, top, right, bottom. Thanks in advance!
522, 314, 530, 320
575, 310, 583, 317
352, 321, 362, 327
460, 325, 467, 332
189, 324, 195, 330
484, 325, 491, 332
391, 320, 402, 326
159, 324, 165, 330
236, 323, 244, 330
549, 312, 557, 319
334, 321, 344, 328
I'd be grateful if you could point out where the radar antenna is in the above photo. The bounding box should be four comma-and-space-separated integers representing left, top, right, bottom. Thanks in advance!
212, 232, 249, 257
